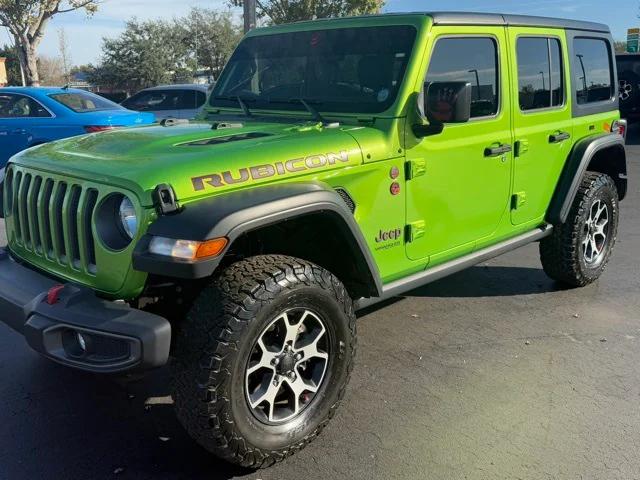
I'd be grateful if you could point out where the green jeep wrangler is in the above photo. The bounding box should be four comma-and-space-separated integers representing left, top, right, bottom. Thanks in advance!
0, 12, 627, 468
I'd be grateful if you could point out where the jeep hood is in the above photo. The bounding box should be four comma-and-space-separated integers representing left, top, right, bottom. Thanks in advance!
10, 121, 364, 205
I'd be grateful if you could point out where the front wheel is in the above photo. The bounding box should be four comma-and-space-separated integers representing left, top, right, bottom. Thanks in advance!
171, 255, 356, 468
540, 171, 619, 287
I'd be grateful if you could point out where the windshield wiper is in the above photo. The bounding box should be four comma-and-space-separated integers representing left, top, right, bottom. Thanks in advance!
287, 98, 328, 125
213, 95, 253, 118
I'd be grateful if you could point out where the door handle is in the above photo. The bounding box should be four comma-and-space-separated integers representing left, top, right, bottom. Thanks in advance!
484, 143, 512, 157
11, 128, 27, 134
549, 132, 570, 143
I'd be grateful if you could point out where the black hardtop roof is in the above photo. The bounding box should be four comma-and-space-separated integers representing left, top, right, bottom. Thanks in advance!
427, 12, 609, 33
284, 11, 610, 34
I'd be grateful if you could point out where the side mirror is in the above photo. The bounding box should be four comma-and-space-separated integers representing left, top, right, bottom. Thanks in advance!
425, 81, 472, 124
414, 81, 472, 138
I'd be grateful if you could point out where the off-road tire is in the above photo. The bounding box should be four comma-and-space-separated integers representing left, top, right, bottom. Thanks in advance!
171, 255, 356, 468
540, 171, 619, 287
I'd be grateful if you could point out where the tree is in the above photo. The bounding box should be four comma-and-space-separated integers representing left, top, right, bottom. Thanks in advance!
0, 1, 98, 86
37, 53, 64, 85
90, 19, 189, 94
230, 0, 384, 24
614, 41, 628, 54
57, 27, 71, 83
0, 43, 22, 85
175, 8, 242, 81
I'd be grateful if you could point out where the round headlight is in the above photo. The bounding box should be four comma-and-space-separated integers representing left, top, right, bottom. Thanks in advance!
118, 196, 138, 239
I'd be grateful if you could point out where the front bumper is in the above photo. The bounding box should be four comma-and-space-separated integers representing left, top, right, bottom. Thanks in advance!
0, 249, 171, 373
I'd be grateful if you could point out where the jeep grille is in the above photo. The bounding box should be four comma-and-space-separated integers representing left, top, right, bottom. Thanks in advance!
5, 166, 99, 274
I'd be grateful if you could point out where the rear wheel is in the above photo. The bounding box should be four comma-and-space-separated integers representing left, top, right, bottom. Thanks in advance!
171, 255, 356, 468
540, 171, 619, 286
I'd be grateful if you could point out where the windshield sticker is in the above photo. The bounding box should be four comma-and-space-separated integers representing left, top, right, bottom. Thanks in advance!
191, 151, 350, 191
377, 89, 390, 102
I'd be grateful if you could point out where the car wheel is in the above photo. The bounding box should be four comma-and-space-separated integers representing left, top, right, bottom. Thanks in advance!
540, 171, 619, 287
171, 255, 356, 468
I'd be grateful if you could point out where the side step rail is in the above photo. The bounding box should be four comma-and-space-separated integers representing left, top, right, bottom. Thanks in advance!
356, 225, 553, 311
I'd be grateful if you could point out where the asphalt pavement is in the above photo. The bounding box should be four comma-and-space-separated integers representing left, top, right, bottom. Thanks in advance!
2, 129, 640, 480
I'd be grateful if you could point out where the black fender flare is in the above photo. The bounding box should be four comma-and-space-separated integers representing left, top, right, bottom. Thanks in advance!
133, 182, 383, 296
547, 133, 626, 225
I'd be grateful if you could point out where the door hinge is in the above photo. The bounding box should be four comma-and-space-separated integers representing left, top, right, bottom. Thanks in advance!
514, 139, 529, 158
406, 220, 426, 242
511, 192, 527, 210
405, 159, 426, 180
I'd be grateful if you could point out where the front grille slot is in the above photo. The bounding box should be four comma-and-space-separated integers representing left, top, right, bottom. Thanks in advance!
41, 179, 54, 257
12, 170, 22, 241
29, 176, 43, 252
7, 166, 99, 276
18, 173, 31, 247
67, 185, 82, 269
84, 189, 99, 270
53, 182, 67, 261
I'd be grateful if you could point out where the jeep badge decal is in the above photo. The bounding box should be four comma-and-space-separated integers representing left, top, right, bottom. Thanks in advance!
191, 151, 350, 191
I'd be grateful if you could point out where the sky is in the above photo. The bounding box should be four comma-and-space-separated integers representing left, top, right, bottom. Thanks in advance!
4, 0, 639, 66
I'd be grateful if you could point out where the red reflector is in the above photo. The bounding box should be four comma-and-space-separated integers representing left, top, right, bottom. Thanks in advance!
46, 285, 65, 305
612, 120, 627, 139
84, 125, 119, 133
618, 124, 626, 138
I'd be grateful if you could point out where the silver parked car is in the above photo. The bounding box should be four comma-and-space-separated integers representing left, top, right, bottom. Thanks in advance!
121, 84, 210, 121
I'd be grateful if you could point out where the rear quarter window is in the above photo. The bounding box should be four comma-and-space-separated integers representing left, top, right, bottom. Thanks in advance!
573, 38, 614, 104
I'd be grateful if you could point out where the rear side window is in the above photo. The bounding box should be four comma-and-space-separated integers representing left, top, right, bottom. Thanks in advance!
573, 38, 613, 104
196, 91, 207, 108
517, 37, 564, 111
122, 89, 201, 111
50, 91, 121, 113
123, 90, 182, 111
0, 93, 51, 118
426, 37, 499, 118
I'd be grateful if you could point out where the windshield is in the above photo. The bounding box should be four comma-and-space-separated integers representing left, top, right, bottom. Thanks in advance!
211, 25, 417, 115
49, 91, 124, 113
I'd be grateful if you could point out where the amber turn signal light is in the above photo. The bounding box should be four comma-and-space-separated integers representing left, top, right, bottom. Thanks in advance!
195, 237, 228, 259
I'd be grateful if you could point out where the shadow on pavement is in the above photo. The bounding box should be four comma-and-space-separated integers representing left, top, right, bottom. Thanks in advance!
407, 265, 568, 298
7, 356, 250, 480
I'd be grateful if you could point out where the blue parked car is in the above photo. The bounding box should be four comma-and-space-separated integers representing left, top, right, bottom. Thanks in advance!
0, 87, 156, 166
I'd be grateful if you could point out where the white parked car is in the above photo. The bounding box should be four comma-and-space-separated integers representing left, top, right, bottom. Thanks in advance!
121, 84, 210, 121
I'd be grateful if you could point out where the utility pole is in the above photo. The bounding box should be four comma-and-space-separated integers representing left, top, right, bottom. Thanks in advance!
539, 71, 546, 91
244, 0, 256, 33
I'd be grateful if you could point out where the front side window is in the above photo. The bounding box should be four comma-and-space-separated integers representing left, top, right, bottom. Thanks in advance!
195, 91, 207, 108
0, 94, 51, 118
122, 90, 197, 111
517, 37, 564, 111
573, 38, 613, 104
425, 37, 499, 118
211, 26, 417, 114
50, 91, 123, 113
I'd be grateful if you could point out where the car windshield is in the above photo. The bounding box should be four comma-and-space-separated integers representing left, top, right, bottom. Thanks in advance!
211, 25, 417, 115
49, 91, 124, 113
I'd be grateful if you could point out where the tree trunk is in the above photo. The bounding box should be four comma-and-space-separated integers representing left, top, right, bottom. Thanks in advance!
14, 36, 40, 86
